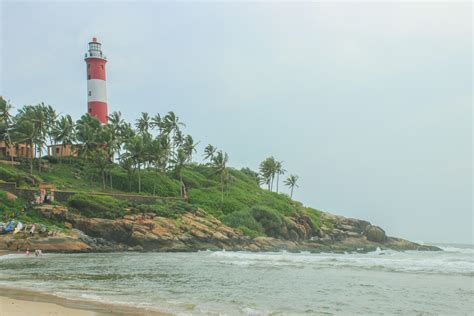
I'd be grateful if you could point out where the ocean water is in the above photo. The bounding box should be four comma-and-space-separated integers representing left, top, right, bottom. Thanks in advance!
0, 245, 473, 315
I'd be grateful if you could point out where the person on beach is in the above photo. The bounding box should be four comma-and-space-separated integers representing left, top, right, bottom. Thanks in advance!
25, 248, 30, 256
29, 224, 36, 236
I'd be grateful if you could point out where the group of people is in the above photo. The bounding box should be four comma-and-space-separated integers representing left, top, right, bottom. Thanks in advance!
24, 248, 43, 256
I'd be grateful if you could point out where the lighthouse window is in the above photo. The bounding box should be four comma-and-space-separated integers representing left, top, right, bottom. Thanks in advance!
87, 75, 91, 80
100, 65, 104, 70
88, 91, 91, 96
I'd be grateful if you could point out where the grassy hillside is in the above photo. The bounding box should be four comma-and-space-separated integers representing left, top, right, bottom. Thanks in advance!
0, 160, 332, 239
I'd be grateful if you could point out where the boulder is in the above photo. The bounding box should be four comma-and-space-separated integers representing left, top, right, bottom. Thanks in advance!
364, 225, 387, 243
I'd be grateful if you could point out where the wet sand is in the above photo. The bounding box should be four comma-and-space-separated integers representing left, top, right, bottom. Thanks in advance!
0, 287, 170, 316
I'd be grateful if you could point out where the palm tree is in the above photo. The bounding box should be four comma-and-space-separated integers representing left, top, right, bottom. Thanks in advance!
284, 175, 299, 199
52, 115, 75, 163
203, 144, 216, 162
119, 156, 134, 192
163, 111, 185, 136
0, 97, 14, 165
11, 119, 36, 174
108, 111, 126, 161
43, 104, 58, 158
211, 150, 229, 210
275, 161, 286, 193
150, 113, 164, 134
182, 135, 199, 162
75, 114, 102, 162
135, 112, 151, 137
170, 148, 188, 197
123, 135, 145, 193
259, 156, 277, 191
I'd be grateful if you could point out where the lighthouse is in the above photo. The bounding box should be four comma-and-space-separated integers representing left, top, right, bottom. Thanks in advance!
85, 37, 108, 124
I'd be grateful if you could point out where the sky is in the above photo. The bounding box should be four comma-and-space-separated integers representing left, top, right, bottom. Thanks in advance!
1, 1, 472, 244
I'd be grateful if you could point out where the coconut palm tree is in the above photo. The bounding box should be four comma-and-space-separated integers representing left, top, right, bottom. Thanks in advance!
211, 150, 229, 210
75, 114, 102, 162
182, 135, 199, 162
135, 112, 151, 137
123, 135, 145, 193
150, 113, 164, 134
119, 156, 134, 192
0, 97, 15, 165
259, 156, 277, 191
203, 144, 216, 162
275, 161, 286, 193
52, 114, 75, 163
284, 175, 299, 199
11, 119, 36, 174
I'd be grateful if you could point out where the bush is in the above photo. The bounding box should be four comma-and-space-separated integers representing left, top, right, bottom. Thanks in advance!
250, 205, 287, 238
67, 193, 125, 219
223, 209, 263, 234
0, 166, 18, 182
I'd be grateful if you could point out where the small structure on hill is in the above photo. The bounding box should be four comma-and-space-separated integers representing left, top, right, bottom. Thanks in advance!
38, 184, 56, 203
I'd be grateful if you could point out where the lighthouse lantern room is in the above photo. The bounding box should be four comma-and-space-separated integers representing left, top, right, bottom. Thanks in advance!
85, 37, 108, 124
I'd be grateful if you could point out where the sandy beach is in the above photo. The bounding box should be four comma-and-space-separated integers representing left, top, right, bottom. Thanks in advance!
0, 287, 169, 316
0, 296, 102, 316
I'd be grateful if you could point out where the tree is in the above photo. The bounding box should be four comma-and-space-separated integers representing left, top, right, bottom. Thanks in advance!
119, 156, 134, 192
11, 118, 36, 174
170, 148, 187, 197
284, 175, 299, 199
135, 112, 151, 137
0, 97, 14, 165
52, 115, 75, 163
43, 104, 58, 158
259, 156, 277, 191
203, 144, 216, 162
182, 135, 199, 162
275, 161, 286, 193
211, 150, 229, 210
122, 135, 145, 193
150, 113, 164, 134
75, 114, 102, 162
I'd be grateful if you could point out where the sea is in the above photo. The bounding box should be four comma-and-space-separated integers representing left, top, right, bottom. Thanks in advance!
0, 244, 472, 315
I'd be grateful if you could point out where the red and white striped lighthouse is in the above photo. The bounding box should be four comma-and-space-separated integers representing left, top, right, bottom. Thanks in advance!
85, 37, 108, 124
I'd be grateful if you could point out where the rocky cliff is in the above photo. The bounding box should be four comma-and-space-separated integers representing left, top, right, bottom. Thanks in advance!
0, 205, 440, 253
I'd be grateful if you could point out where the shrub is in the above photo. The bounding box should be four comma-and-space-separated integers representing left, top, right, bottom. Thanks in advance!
0, 166, 18, 182
223, 209, 263, 234
250, 205, 287, 238
67, 193, 125, 219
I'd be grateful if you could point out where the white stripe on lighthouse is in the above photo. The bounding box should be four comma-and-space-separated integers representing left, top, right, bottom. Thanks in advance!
87, 79, 108, 103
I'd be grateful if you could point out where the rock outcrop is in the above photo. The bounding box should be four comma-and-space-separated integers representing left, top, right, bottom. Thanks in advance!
0, 205, 440, 253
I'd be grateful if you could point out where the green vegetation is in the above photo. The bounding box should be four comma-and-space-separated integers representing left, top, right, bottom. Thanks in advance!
0, 96, 327, 240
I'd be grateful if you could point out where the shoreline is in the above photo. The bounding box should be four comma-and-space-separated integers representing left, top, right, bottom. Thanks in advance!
0, 286, 171, 316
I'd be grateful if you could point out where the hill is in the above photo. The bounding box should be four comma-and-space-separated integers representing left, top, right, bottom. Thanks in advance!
0, 160, 439, 252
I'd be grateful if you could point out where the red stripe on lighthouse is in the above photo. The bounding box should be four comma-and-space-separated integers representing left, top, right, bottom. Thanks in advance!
86, 58, 107, 80
88, 101, 108, 124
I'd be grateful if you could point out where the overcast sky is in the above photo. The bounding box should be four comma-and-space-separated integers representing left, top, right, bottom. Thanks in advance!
1, 1, 472, 244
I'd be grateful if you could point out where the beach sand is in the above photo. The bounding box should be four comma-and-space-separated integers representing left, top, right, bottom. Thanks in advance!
0, 287, 169, 316
0, 296, 102, 315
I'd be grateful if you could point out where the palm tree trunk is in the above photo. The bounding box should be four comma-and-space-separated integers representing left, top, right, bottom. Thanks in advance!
290, 186, 294, 199
276, 174, 279, 193
138, 165, 141, 193
109, 171, 113, 190
38, 145, 42, 173
9, 143, 14, 166
102, 170, 106, 190
29, 141, 34, 175
221, 173, 224, 210
60, 144, 63, 164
